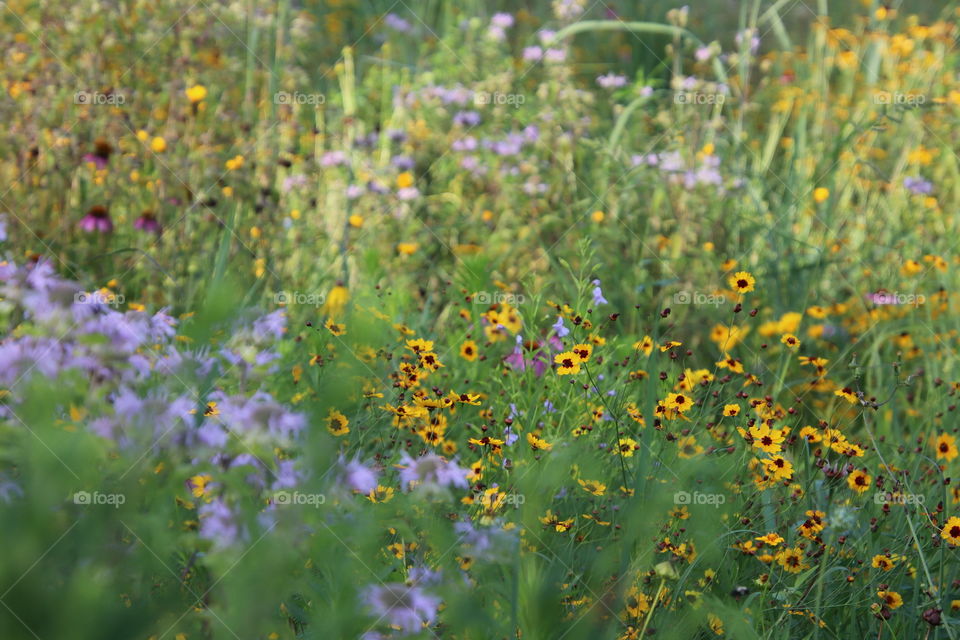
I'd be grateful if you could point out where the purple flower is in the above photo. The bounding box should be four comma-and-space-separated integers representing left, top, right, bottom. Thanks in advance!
341, 457, 379, 494
392, 155, 416, 170
552, 316, 569, 337
252, 310, 286, 341
363, 583, 441, 633
904, 176, 933, 195
282, 174, 308, 192
591, 279, 608, 306
81, 153, 109, 170
453, 111, 481, 127
384, 13, 413, 33
346, 184, 364, 199
596, 73, 628, 89
199, 499, 243, 548
398, 452, 468, 492
491, 12, 514, 29
735, 29, 760, 54
133, 211, 162, 235
320, 151, 348, 167
79, 206, 113, 233
522, 46, 543, 61
451, 136, 477, 152
544, 48, 567, 63
397, 187, 420, 200
213, 391, 306, 441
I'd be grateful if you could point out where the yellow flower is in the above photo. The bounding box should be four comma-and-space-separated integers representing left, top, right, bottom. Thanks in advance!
941, 516, 960, 546
527, 432, 553, 451
554, 351, 582, 375
847, 468, 871, 494
578, 479, 606, 496
396, 172, 414, 189
150, 136, 167, 153
323, 285, 350, 318
935, 433, 958, 461
780, 333, 800, 349
878, 590, 903, 610
397, 242, 419, 255
813, 187, 829, 203
727, 271, 756, 294
326, 409, 350, 436
185, 84, 208, 103
459, 340, 478, 361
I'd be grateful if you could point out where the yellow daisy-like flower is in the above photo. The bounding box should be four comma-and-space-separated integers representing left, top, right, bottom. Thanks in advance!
722, 404, 740, 417
459, 339, 478, 361
878, 590, 903, 610
847, 468, 872, 494
728, 271, 756, 294
396, 171, 415, 189
780, 333, 800, 349
755, 533, 784, 546
578, 479, 607, 496
185, 84, 208, 103
554, 351, 582, 375
325, 318, 346, 336
664, 392, 693, 414
935, 433, 958, 462
326, 409, 349, 436
941, 516, 960, 546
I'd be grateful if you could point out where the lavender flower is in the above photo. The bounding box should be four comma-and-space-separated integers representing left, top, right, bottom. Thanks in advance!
552, 316, 569, 337
453, 111, 481, 127
591, 279, 608, 305
904, 176, 933, 195
398, 452, 468, 492
522, 46, 543, 61
363, 583, 441, 633
199, 499, 243, 549
384, 13, 413, 33
342, 457, 379, 494
490, 12, 514, 29
596, 73, 628, 89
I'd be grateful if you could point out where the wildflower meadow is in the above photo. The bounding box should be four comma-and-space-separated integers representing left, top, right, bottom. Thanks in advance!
4, 0, 960, 638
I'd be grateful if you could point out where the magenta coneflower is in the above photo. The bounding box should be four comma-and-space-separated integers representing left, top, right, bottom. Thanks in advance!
81, 138, 112, 170
79, 205, 113, 233
133, 211, 162, 235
